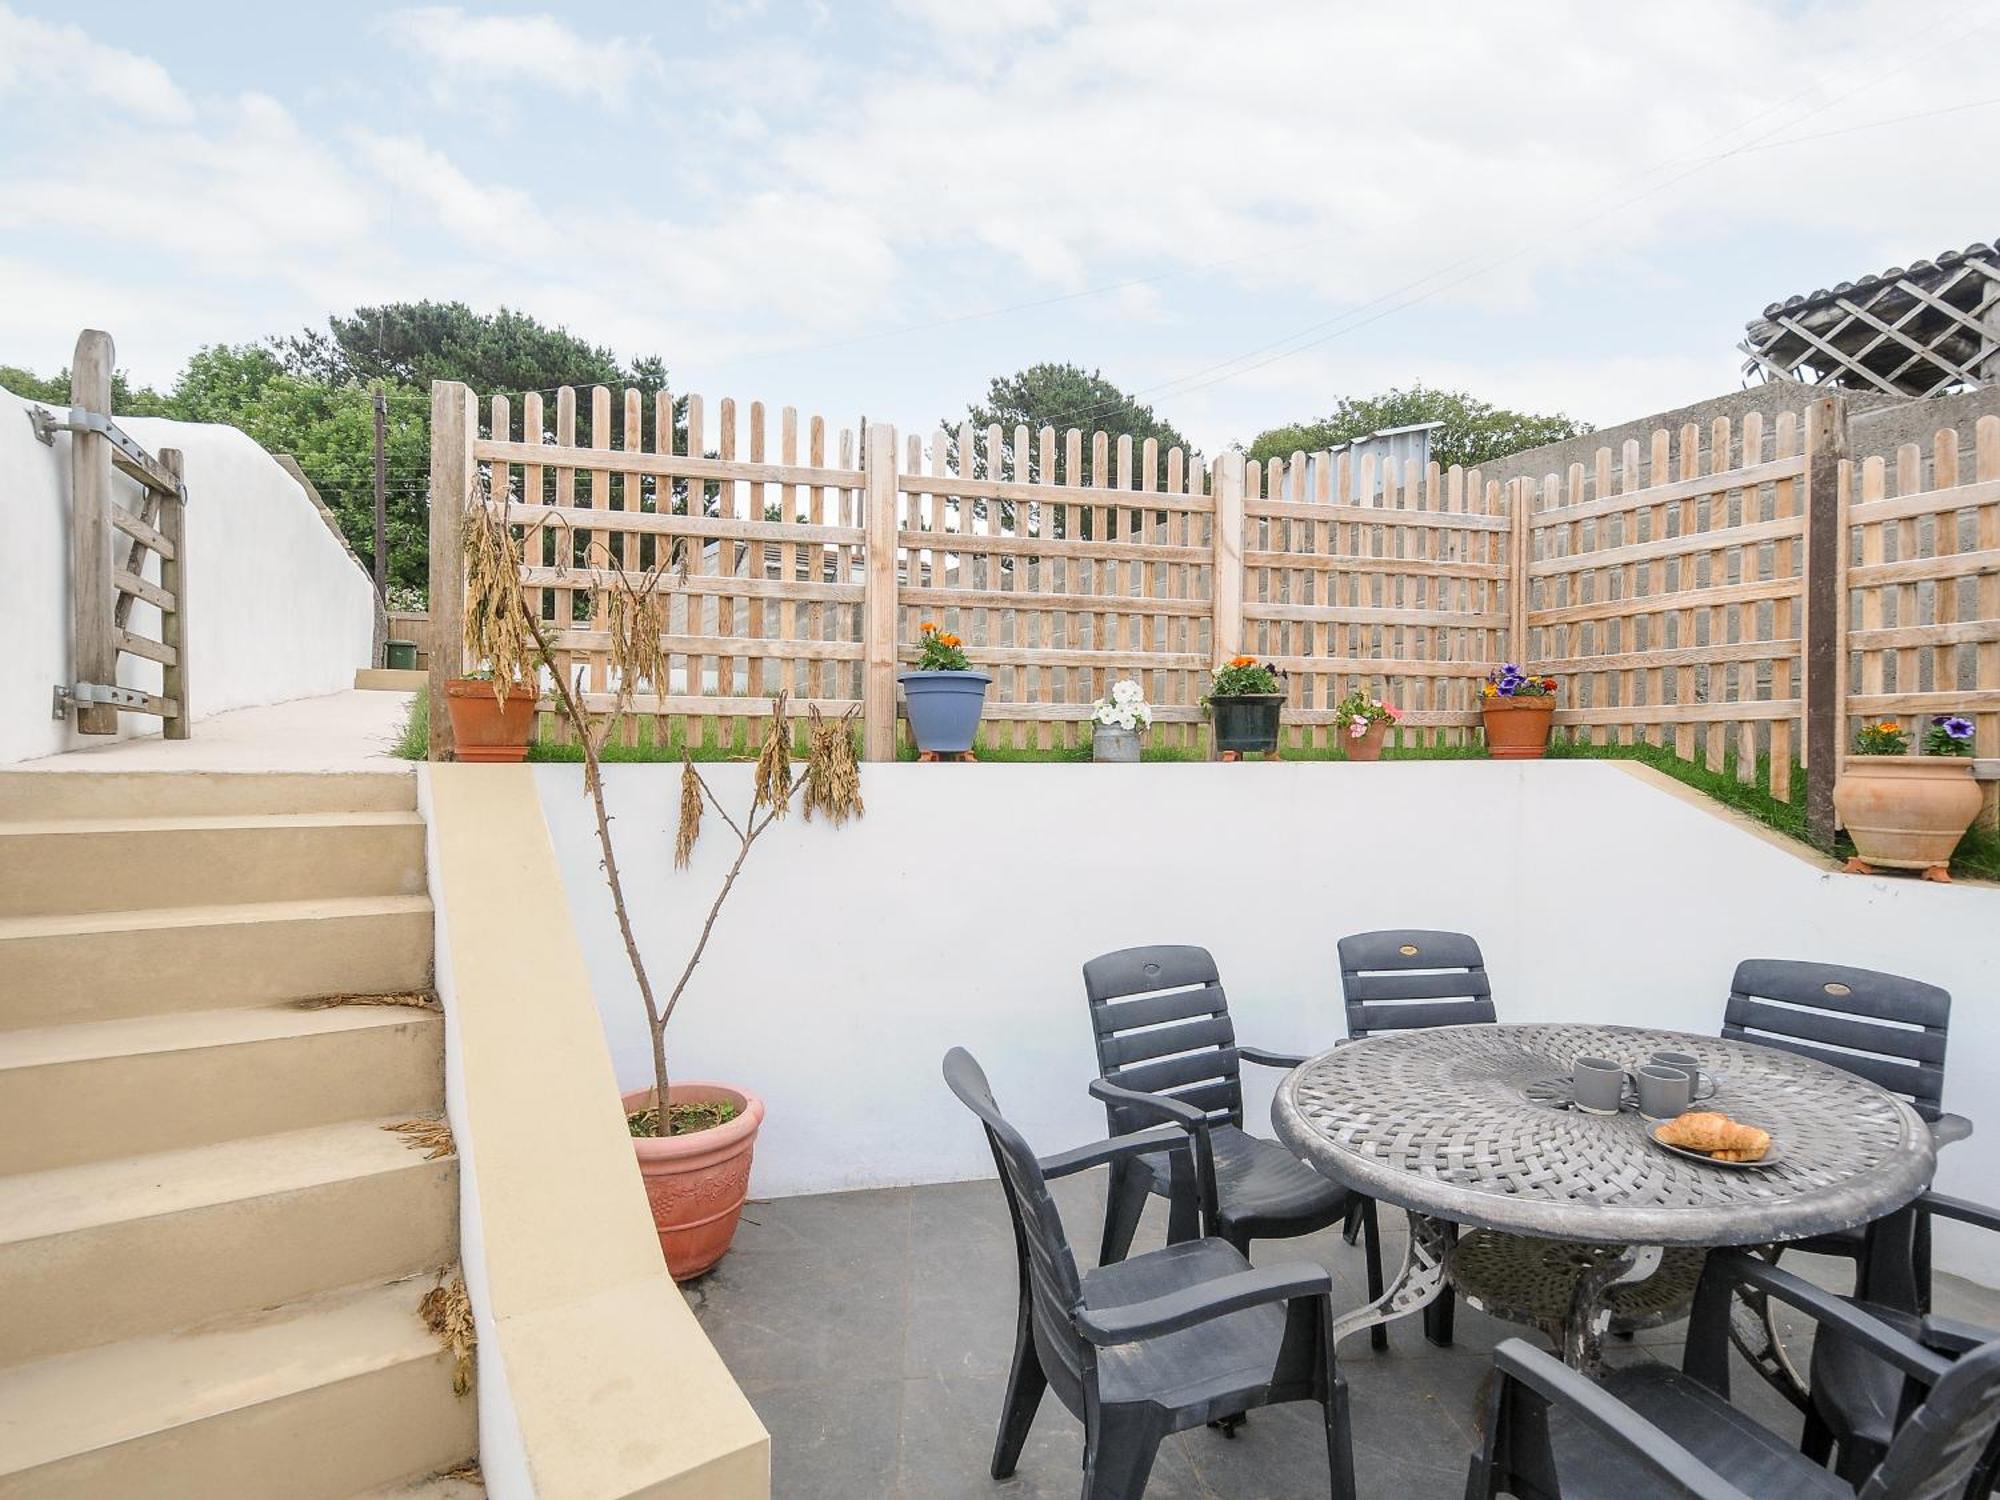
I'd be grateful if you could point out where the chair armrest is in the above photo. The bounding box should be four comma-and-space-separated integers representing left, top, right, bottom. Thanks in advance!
1237, 1044, 1310, 1070
1038, 1125, 1192, 1181
1921, 1313, 1996, 1357
1076, 1262, 1331, 1345
1918, 1190, 2000, 1234
1930, 1113, 1974, 1149
1695, 1250, 1949, 1387
1488, 1341, 1756, 1500
1088, 1077, 1218, 1233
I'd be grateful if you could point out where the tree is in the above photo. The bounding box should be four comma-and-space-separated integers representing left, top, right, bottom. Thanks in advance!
1, 362, 170, 414
943, 362, 1195, 486
1247, 386, 1590, 473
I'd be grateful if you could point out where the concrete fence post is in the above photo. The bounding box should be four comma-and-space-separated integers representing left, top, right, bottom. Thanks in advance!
862, 423, 900, 762
1802, 393, 1850, 849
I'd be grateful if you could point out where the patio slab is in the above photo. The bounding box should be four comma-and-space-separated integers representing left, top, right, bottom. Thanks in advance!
17, 691, 415, 774
688, 1179, 2000, 1500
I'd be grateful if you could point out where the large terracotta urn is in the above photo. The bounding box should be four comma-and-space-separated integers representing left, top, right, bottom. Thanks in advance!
1480, 696, 1556, 759
622, 1082, 765, 1280
1834, 756, 1981, 881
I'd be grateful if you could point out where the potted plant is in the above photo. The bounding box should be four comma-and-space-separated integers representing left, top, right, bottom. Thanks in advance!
442, 671, 536, 762
1478, 665, 1558, 759
1090, 678, 1152, 762
458, 481, 864, 1277
1333, 689, 1400, 761
448, 518, 539, 761
900, 622, 990, 759
1205, 656, 1286, 761
1834, 715, 1981, 882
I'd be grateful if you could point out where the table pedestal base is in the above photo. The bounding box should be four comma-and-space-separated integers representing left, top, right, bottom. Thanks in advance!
1326, 1211, 1453, 1350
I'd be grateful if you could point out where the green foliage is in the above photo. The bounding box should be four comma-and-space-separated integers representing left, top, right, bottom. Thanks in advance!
1922, 715, 1976, 756
944, 362, 1194, 485
392, 692, 429, 761
1, 362, 170, 413
1853, 719, 1910, 755
1206, 658, 1284, 699
913, 622, 971, 671
1247, 385, 1589, 472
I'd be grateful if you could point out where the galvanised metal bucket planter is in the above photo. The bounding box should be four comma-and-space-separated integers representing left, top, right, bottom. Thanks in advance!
1093, 726, 1142, 762
900, 669, 991, 754
1210, 694, 1283, 757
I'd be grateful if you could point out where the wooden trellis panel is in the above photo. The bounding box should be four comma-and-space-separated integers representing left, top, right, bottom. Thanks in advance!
1240, 451, 1512, 749
472, 387, 866, 752
1523, 414, 1810, 800
1841, 415, 2000, 772
894, 425, 1215, 752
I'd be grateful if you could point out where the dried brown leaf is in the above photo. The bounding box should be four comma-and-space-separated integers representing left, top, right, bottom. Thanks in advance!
385, 1117, 457, 1160
420, 1272, 477, 1397
674, 755, 703, 868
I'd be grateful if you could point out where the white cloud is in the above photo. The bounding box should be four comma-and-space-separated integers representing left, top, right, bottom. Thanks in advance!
0, 5, 191, 124
379, 7, 665, 106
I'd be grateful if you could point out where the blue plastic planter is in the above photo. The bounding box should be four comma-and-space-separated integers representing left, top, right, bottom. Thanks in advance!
899, 670, 991, 754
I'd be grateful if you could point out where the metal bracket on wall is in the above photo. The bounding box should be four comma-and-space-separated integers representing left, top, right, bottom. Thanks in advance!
52, 681, 156, 720
27, 405, 189, 503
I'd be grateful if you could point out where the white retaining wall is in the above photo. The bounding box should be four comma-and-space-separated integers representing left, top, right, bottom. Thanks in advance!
536, 759, 2000, 1283
2, 383, 377, 763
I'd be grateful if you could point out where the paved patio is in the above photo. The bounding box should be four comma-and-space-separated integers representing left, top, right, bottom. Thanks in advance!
688, 1176, 2000, 1499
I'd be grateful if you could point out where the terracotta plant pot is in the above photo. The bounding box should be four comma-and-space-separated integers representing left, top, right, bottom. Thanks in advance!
1345, 722, 1388, 762
1834, 756, 1981, 880
1210, 694, 1283, 758
622, 1082, 765, 1280
1481, 696, 1556, 759
443, 678, 536, 762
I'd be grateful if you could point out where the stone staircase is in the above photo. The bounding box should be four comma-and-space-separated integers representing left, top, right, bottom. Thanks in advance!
0, 770, 478, 1498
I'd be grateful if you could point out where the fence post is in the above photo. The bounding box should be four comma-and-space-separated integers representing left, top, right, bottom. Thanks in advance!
862, 423, 900, 761
1802, 393, 1850, 848
427, 381, 476, 760
1212, 450, 1245, 663
159, 448, 190, 740
1508, 477, 1530, 668
68, 329, 118, 734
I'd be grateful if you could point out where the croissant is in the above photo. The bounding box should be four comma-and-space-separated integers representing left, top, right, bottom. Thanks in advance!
1657, 1111, 1770, 1161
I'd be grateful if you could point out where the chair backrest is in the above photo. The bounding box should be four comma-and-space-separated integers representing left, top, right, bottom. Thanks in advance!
942, 1048, 1091, 1398
1338, 929, 1495, 1038
1723, 959, 1951, 1121
1860, 1338, 2000, 1500
1082, 945, 1244, 1135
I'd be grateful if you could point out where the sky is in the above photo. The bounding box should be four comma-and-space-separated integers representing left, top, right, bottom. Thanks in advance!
2, 0, 1997, 457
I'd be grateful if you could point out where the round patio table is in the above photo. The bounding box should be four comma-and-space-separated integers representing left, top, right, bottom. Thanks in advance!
1272, 1022, 1936, 1369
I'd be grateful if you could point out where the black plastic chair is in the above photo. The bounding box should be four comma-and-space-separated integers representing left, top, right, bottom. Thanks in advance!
1338, 928, 1496, 1347
1466, 1248, 2000, 1500
1724, 961, 1970, 1343
1081, 945, 1387, 1350
942, 1047, 1357, 1500
1806, 1192, 2000, 1494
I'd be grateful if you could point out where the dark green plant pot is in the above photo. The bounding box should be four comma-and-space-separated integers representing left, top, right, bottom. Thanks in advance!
1210, 694, 1283, 755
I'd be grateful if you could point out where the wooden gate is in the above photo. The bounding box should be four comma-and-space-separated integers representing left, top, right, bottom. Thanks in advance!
34, 330, 190, 737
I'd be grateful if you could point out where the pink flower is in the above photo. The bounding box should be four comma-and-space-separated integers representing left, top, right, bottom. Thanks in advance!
1384, 704, 1402, 719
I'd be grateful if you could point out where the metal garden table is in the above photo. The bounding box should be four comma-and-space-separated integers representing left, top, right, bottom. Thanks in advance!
1272, 1022, 1936, 1370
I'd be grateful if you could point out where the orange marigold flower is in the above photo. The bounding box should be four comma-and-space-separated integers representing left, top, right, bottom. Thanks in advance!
942, 633, 962, 647
920, 620, 939, 633
1228, 655, 1255, 668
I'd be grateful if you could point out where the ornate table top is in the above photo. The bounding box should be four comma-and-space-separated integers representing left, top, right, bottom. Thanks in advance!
1272, 1023, 1935, 1245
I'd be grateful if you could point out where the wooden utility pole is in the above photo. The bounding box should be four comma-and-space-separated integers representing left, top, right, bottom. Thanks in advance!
372, 385, 389, 600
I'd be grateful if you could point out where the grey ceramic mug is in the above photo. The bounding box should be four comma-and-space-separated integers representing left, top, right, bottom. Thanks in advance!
1648, 1050, 1719, 1101
1572, 1056, 1629, 1115
1634, 1064, 1693, 1120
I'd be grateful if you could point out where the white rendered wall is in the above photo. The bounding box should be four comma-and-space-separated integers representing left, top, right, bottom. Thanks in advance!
2, 384, 376, 763
536, 760, 2000, 1283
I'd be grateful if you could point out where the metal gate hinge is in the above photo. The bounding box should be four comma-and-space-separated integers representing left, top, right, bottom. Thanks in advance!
53, 681, 152, 718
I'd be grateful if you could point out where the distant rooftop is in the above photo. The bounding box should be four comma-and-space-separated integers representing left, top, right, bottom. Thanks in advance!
1742, 238, 2000, 397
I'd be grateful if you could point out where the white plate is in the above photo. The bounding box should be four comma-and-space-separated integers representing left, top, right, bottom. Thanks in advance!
1649, 1125, 1784, 1169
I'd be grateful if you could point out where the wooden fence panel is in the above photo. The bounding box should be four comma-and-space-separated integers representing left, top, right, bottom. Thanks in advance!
1241, 451, 1512, 749
1842, 414, 2000, 773
894, 424, 1215, 752
473, 385, 866, 752
1524, 413, 1810, 800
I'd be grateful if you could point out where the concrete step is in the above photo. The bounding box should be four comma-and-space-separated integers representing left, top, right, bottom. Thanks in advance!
0, 1277, 477, 1500
0, 895, 434, 1028
0, 770, 416, 821
0, 1120, 458, 1365
0, 812, 429, 917
0, 1004, 444, 1174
